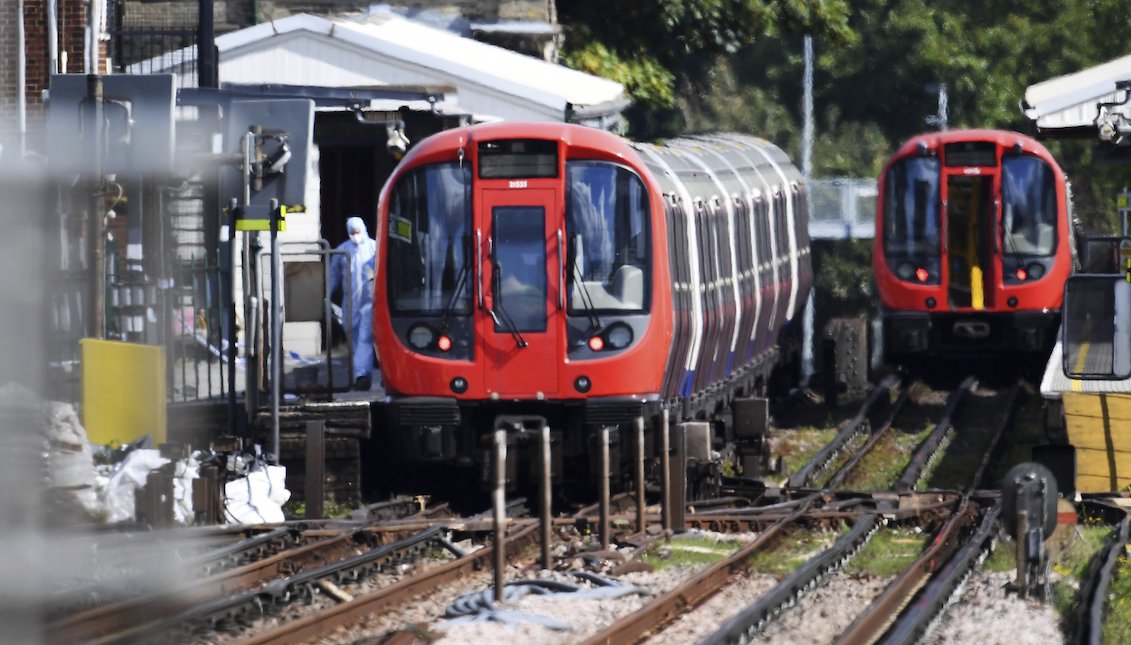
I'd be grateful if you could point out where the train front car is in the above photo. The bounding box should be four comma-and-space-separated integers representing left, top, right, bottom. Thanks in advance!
373, 122, 672, 492
875, 129, 1071, 363
373, 122, 810, 495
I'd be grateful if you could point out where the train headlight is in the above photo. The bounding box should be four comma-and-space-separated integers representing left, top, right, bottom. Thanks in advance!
408, 324, 436, 350
437, 335, 453, 352
587, 336, 605, 351
915, 267, 930, 283
1027, 263, 1045, 280
1015, 267, 1028, 281
897, 263, 915, 280
605, 323, 634, 349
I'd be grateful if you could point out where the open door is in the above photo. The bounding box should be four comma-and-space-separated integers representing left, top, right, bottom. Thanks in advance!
946, 174, 995, 309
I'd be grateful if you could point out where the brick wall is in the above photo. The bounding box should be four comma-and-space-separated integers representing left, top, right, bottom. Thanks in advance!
0, 1, 20, 124
0, 0, 97, 130
255, 0, 549, 27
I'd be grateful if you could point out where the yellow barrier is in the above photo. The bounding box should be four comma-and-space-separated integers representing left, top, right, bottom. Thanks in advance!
81, 339, 166, 446
1062, 391, 1131, 492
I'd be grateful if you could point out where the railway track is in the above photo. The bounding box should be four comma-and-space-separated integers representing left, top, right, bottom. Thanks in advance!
40, 377, 1131, 644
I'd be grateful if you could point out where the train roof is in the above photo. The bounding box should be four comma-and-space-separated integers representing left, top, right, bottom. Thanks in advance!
391, 124, 802, 208
885, 129, 1063, 170
396, 121, 641, 166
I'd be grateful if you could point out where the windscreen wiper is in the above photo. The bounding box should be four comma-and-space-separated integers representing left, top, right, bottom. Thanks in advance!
568, 235, 602, 330
440, 256, 472, 329
490, 262, 527, 348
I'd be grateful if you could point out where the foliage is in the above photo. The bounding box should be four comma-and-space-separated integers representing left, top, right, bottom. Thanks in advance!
559, 0, 1131, 234
560, 40, 676, 111
1104, 556, 1131, 644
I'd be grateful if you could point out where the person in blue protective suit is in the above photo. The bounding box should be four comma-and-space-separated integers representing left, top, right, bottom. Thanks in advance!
329, 217, 378, 390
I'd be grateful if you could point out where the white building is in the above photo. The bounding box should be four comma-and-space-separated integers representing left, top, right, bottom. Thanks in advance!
136, 9, 628, 129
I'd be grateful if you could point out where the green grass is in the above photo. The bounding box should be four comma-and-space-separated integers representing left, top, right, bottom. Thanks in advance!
748, 526, 844, 576
283, 499, 356, 519
982, 538, 1017, 573
1051, 523, 1112, 627
843, 424, 933, 490
642, 535, 744, 570
772, 427, 839, 476
1103, 555, 1131, 644
814, 432, 871, 488
843, 527, 931, 576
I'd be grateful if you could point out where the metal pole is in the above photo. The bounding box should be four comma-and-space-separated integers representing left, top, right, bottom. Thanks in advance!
1018, 515, 1030, 598
540, 424, 552, 569
801, 34, 813, 181
227, 198, 238, 437
304, 420, 324, 519
661, 409, 671, 531
801, 34, 815, 385
17, 0, 26, 158
493, 429, 507, 604
670, 422, 686, 531
270, 198, 282, 464
242, 132, 255, 428
635, 416, 645, 534
599, 426, 610, 549
197, 0, 217, 88
88, 73, 105, 339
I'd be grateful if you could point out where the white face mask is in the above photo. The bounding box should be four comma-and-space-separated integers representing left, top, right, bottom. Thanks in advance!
350, 232, 364, 245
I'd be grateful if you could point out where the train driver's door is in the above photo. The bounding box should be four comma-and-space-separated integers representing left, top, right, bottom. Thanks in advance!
479, 188, 563, 398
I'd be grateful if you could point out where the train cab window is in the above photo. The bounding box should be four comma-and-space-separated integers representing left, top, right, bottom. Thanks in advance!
882, 157, 941, 283
1001, 155, 1057, 257
492, 207, 547, 332
566, 161, 650, 312
385, 163, 473, 315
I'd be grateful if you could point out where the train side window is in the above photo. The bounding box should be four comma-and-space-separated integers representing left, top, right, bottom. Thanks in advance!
754, 195, 770, 272
773, 188, 788, 265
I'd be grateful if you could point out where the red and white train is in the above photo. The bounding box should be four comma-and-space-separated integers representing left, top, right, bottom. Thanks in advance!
875, 129, 1073, 362
372, 122, 811, 487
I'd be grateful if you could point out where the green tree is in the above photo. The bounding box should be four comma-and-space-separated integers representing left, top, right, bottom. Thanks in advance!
559, 0, 852, 136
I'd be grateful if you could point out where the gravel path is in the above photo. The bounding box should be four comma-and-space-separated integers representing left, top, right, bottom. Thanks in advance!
924, 570, 1065, 645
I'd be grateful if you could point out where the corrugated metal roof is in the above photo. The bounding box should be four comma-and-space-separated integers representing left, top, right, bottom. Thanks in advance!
134, 10, 626, 126
1023, 53, 1131, 131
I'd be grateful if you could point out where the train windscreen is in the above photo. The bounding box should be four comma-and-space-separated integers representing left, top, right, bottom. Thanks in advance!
385, 163, 473, 315
566, 161, 650, 311
1001, 155, 1057, 257
882, 157, 940, 283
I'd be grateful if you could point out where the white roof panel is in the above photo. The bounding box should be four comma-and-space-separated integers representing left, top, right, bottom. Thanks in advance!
175, 11, 627, 124
1023, 53, 1131, 131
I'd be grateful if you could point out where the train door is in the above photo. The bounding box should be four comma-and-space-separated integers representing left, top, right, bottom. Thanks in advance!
945, 174, 995, 309
479, 188, 562, 397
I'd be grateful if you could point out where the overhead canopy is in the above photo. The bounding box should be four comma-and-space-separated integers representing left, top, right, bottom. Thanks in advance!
1022, 53, 1131, 142
132, 10, 628, 130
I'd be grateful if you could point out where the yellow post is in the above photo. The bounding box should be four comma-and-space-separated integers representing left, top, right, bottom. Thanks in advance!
968, 192, 984, 310
80, 339, 167, 446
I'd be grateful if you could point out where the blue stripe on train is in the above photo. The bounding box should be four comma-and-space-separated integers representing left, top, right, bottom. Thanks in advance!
681, 371, 695, 397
